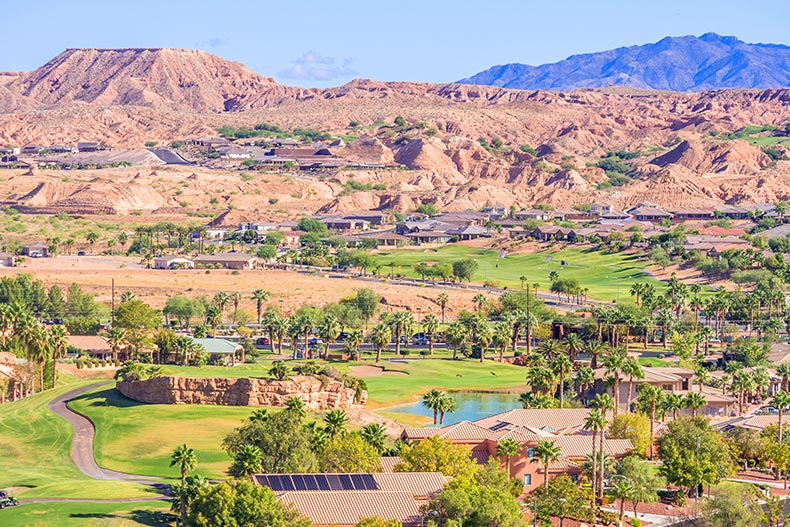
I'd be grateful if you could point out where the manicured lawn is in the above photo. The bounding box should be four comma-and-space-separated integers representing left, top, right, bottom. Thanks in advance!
1, 500, 172, 527
0, 383, 153, 500
69, 387, 254, 479
375, 245, 656, 302
336, 358, 528, 409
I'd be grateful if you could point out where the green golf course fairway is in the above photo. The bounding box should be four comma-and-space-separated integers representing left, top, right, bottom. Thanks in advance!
0, 383, 156, 500
68, 387, 253, 479
375, 244, 655, 302
1, 500, 171, 527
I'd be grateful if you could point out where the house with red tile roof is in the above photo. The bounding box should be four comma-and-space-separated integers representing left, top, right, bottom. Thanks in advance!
401, 409, 633, 492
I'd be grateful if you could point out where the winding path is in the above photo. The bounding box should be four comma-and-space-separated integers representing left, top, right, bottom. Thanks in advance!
18, 383, 171, 505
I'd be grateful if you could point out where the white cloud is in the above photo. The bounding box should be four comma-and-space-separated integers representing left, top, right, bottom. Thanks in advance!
278, 51, 357, 81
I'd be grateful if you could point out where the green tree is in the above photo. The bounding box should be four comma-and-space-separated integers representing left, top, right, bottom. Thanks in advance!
531, 475, 592, 527
113, 299, 162, 358
319, 432, 381, 473
354, 288, 380, 329
184, 479, 309, 527
422, 389, 446, 425
269, 360, 290, 381
609, 412, 652, 456
229, 444, 263, 478
701, 483, 764, 527
370, 322, 392, 363
657, 417, 733, 496
616, 455, 664, 517
395, 436, 479, 484
324, 409, 348, 438
452, 258, 479, 282
422, 313, 440, 355
360, 423, 388, 455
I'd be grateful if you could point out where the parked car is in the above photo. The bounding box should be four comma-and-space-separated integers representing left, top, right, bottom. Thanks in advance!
412, 336, 429, 346
77, 251, 86, 256
336, 332, 349, 342
255, 337, 270, 346
308, 337, 323, 346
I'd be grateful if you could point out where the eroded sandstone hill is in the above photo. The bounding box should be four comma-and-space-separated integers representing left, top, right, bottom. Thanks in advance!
2, 48, 790, 212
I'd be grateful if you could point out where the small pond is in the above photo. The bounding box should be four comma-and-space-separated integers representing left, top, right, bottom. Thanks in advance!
387, 392, 521, 425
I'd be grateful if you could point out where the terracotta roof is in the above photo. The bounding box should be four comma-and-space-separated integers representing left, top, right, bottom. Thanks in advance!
733, 415, 780, 431
194, 252, 257, 262
474, 408, 598, 434
372, 472, 448, 497
278, 490, 422, 526
402, 420, 499, 441
471, 450, 491, 464
380, 456, 402, 472
66, 335, 111, 351
547, 458, 582, 472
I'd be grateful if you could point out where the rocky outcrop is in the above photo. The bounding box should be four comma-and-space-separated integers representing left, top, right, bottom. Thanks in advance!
116, 375, 366, 409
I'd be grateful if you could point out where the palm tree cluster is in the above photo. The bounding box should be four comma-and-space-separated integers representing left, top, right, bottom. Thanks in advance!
421, 389, 459, 425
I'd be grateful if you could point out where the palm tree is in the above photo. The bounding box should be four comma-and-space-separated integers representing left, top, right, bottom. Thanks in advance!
231, 444, 263, 478
285, 397, 306, 418
318, 314, 341, 357
444, 321, 468, 360
437, 292, 449, 324
170, 443, 197, 521
550, 354, 573, 407
531, 440, 562, 488
324, 409, 348, 437
590, 394, 613, 500
476, 320, 493, 363
229, 291, 243, 323
422, 389, 445, 425
773, 390, 790, 444
584, 340, 606, 369
361, 424, 388, 454
268, 360, 289, 381
694, 364, 710, 392
602, 348, 627, 414
663, 393, 685, 419
492, 321, 511, 362
438, 394, 457, 425
732, 370, 755, 415
472, 293, 488, 314
584, 408, 606, 500
637, 384, 664, 459
526, 366, 556, 397
778, 364, 790, 392
622, 358, 644, 413
564, 333, 583, 362
389, 311, 414, 356
684, 392, 706, 418
345, 329, 364, 361
251, 289, 271, 324
213, 291, 230, 325
48, 325, 68, 388
538, 339, 563, 360
261, 309, 283, 354
574, 366, 595, 404
422, 314, 439, 355
370, 322, 392, 363
496, 438, 521, 478
611, 481, 635, 523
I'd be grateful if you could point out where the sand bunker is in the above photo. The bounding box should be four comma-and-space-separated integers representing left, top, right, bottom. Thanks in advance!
350, 365, 407, 378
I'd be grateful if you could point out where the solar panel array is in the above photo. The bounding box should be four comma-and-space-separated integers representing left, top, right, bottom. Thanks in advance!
489, 421, 509, 431
255, 474, 379, 492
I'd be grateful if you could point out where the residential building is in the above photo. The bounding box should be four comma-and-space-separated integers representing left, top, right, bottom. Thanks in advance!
589, 203, 613, 216
482, 206, 508, 220
190, 338, 243, 365
514, 209, 553, 221
672, 208, 716, 222
319, 217, 371, 231
627, 205, 673, 223
445, 224, 489, 240
354, 231, 407, 246
192, 137, 231, 149
66, 335, 116, 361
401, 409, 633, 492
77, 142, 106, 153
153, 256, 195, 270
253, 472, 448, 527
22, 242, 49, 258
0, 252, 15, 267
193, 253, 259, 270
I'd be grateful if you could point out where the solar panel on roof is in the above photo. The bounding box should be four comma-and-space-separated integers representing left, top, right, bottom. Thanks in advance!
338, 474, 353, 490
303, 474, 319, 491
349, 474, 366, 489
326, 474, 342, 490
293, 475, 308, 491
360, 474, 377, 490
315, 474, 330, 490
490, 422, 508, 431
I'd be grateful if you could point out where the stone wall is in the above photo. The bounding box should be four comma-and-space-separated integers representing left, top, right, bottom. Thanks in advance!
116, 375, 366, 410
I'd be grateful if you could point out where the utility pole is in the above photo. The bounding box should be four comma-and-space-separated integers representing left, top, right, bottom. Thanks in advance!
111, 278, 116, 326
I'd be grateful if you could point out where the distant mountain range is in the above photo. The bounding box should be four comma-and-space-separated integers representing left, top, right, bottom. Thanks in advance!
458, 33, 790, 91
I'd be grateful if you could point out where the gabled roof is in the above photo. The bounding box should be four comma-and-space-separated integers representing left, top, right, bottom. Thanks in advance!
66, 335, 111, 351
402, 420, 498, 441
194, 252, 257, 262
278, 490, 422, 526
191, 338, 241, 354
628, 206, 672, 217
474, 408, 597, 434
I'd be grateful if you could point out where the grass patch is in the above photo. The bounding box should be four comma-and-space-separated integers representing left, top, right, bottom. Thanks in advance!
0, 500, 172, 527
0, 383, 153, 499
69, 387, 253, 479
375, 245, 656, 302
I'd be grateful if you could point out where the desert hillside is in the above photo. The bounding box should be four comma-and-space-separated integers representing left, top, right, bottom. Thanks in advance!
1, 48, 790, 213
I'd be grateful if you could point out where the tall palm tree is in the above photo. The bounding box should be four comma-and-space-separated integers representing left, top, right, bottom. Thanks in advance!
324, 409, 348, 437
232, 444, 263, 477
438, 393, 457, 425
261, 309, 283, 354
213, 291, 230, 325
48, 325, 68, 388
370, 322, 392, 363
564, 333, 583, 362
251, 289, 271, 324
574, 366, 595, 404
549, 354, 573, 407
526, 366, 556, 397
170, 443, 197, 522
637, 384, 664, 459
437, 292, 449, 324
318, 314, 342, 357
472, 293, 488, 314
621, 358, 644, 413
496, 438, 521, 478
229, 291, 243, 323
476, 320, 493, 363
602, 348, 627, 414
345, 329, 364, 361
444, 321, 468, 360
389, 311, 414, 356
584, 340, 606, 370
777, 364, 790, 392
663, 393, 685, 420
492, 321, 511, 362
694, 364, 710, 392
422, 314, 439, 356
538, 339, 563, 360
590, 394, 614, 500
531, 440, 562, 488
584, 408, 606, 501
773, 390, 790, 444
422, 389, 445, 425
732, 370, 756, 415
684, 392, 706, 418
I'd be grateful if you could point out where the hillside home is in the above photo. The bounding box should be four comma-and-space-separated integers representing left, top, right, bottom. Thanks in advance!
589, 203, 613, 216
0, 252, 15, 267
714, 205, 750, 220
672, 208, 716, 222
514, 209, 553, 221
354, 231, 407, 246
402, 409, 633, 492
193, 253, 258, 270
445, 224, 489, 240
66, 335, 116, 361
22, 243, 49, 258
627, 205, 673, 223
153, 256, 195, 270
319, 216, 371, 231
192, 137, 230, 149
77, 142, 106, 153
482, 205, 508, 219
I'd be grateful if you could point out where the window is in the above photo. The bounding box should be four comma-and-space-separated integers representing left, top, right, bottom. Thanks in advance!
524, 474, 532, 486
570, 474, 578, 482
527, 447, 534, 458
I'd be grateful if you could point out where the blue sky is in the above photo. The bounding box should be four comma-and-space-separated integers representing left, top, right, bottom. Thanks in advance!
3, 0, 789, 87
